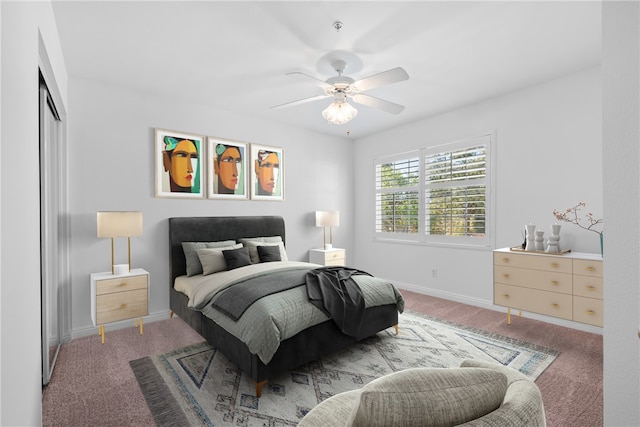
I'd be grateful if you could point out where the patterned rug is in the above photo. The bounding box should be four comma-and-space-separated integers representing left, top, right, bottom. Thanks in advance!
130, 311, 558, 426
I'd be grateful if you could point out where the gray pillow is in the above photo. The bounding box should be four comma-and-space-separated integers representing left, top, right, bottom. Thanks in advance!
243, 240, 288, 263
196, 243, 242, 276
347, 367, 507, 427
257, 245, 281, 262
182, 241, 236, 276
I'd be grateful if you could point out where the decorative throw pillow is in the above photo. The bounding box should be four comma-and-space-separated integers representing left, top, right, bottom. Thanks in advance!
196, 243, 242, 276
347, 367, 507, 427
243, 241, 288, 263
182, 240, 236, 276
223, 246, 252, 270
257, 245, 281, 262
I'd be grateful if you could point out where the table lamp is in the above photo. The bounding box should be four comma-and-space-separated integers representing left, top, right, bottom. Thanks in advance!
316, 211, 340, 250
97, 211, 143, 274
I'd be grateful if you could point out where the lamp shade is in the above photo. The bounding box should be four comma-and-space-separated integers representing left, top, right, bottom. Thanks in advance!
97, 211, 143, 238
322, 101, 357, 125
316, 211, 340, 228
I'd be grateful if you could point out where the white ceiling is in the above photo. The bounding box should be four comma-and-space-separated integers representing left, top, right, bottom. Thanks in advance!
51, 1, 601, 140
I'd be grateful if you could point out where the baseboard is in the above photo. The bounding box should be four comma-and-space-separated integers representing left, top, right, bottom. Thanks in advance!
71, 310, 172, 340
392, 280, 603, 335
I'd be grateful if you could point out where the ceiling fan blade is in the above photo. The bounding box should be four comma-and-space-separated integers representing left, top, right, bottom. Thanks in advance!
351, 94, 405, 115
286, 72, 333, 90
270, 94, 331, 110
351, 67, 409, 92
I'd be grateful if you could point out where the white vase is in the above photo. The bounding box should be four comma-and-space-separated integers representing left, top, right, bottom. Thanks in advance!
546, 224, 561, 252
534, 230, 545, 251
525, 224, 537, 251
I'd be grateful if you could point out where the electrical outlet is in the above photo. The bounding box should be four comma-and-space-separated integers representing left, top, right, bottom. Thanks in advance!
432, 269, 437, 278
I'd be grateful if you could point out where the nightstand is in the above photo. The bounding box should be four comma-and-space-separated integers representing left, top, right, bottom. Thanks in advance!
309, 248, 346, 266
90, 268, 149, 344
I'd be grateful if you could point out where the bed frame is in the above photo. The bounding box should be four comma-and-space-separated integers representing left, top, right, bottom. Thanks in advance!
168, 216, 399, 397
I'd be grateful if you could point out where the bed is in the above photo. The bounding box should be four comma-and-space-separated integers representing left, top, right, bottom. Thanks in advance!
168, 215, 403, 397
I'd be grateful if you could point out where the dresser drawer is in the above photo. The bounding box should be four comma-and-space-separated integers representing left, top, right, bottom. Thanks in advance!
573, 274, 603, 299
96, 274, 147, 295
96, 288, 148, 324
573, 296, 603, 327
493, 252, 572, 273
494, 265, 572, 294
494, 283, 572, 320
573, 259, 603, 278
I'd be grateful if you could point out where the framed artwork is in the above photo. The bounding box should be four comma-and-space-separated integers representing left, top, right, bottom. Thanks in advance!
155, 128, 205, 198
207, 137, 248, 199
250, 144, 284, 201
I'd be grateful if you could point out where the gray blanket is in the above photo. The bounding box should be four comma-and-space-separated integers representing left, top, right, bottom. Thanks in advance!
306, 267, 370, 337
211, 268, 311, 320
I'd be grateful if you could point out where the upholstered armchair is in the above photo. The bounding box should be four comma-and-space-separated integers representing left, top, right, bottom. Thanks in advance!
298, 359, 546, 427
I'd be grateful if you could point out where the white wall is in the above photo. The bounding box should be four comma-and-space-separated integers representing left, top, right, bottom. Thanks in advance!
353, 67, 602, 314
602, 2, 640, 425
67, 77, 354, 335
0, 1, 68, 425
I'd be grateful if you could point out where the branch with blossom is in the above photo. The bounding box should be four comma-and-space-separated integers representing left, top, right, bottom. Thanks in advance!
553, 202, 603, 235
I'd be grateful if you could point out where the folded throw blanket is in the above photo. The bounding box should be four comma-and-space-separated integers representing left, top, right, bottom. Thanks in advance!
211, 268, 311, 320
305, 267, 371, 337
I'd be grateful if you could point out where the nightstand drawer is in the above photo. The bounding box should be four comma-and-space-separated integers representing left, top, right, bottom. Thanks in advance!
96, 274, 147, 295
309, 249, 346, 266
96, 288, 148, 324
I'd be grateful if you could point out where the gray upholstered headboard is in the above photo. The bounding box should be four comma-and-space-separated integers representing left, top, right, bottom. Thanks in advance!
168, 216, 286, 284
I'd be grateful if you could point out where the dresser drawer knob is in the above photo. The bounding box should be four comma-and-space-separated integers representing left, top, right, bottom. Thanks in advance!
551, 262, 560, 268
503, 294, 510, 299
587, 266, 596, 272
503, 274, 510, 279
587, 310, 596, 316
120, 304, 127, 309
551, 303, 559, 309
551, 280, 559, 286
587, 285, 596, 291
502, 258, 510, 263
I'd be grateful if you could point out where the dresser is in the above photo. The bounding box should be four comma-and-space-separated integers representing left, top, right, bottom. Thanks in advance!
309, 248, 346, 266
90, 268, 149, 343
493, 248, 603, 327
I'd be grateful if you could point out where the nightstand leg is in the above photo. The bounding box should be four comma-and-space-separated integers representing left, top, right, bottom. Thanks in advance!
507, 308, 511, 325
99, 325, 105, 344
139, 317, 143, 335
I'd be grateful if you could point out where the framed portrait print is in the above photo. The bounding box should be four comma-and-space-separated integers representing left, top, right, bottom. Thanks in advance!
207, 137, 248, 199
250, 144, 284, 201
155, 128, 205, 198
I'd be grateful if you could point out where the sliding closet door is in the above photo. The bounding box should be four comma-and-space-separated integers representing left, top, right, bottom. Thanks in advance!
39, 76, 69, 386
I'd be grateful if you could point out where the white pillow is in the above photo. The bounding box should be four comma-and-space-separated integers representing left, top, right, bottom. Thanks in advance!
244, 241, 288, 264
196, 243, 242, 275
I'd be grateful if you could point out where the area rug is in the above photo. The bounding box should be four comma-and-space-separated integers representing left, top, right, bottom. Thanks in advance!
130, 311, 558, 427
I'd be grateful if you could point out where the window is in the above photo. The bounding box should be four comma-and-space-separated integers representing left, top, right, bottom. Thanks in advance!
374, 134, 493, 248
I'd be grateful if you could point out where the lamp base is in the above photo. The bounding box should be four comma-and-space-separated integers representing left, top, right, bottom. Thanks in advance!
113, 264, 129, 275
324, 243, 333, 250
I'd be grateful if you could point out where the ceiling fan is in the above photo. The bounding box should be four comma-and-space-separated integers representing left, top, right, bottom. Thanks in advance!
271, 59, 409, 125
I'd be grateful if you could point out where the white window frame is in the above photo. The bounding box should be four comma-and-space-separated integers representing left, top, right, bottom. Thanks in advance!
374, 132, 495, 249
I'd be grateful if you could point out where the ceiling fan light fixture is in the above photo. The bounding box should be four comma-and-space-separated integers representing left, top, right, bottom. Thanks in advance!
322, 100, 357, 125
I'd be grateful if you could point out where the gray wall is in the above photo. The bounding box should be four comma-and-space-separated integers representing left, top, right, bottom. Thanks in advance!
1, 2, 68, 425
602, 2, 640, 425
353, 67, 603, 327
68, 77, 354, 335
